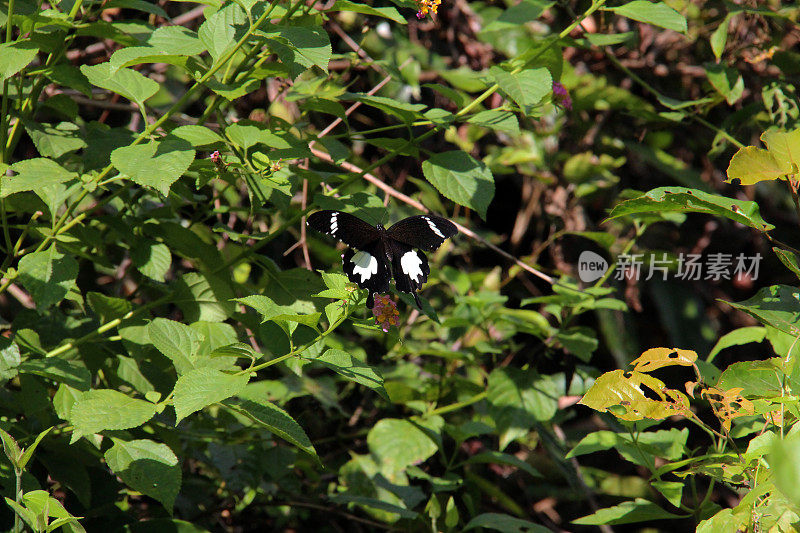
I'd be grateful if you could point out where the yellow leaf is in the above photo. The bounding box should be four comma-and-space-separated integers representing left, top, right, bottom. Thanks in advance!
631, 347, 697, 373
726, 146, 787, 185
761, 129, 800, 174
579, 370, 690, 421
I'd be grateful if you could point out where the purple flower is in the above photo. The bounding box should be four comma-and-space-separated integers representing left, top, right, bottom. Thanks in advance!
372, 294, 399, 332
552, 81, 572, 110
210, 150, 222, 165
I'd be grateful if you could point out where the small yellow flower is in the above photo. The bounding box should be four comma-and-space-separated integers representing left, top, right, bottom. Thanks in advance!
416, 0, 440, 19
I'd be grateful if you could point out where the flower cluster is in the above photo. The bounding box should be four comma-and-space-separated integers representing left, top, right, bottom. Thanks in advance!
372, 294, 399, 332
552, 81, 572, 110
415, 0, 440, 19
210, 150, 222, 166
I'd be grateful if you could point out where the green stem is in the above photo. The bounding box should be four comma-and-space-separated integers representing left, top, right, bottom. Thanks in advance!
427, 391, 488, 416
12, 466, 21, 533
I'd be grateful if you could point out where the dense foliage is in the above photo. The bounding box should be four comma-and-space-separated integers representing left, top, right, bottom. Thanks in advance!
0, 0, 798, 531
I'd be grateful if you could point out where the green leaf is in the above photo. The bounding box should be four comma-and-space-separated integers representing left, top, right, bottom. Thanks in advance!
174, 272, 235, 323
308, 349, 387, 398
717, 358, 784, 397
68, 389, 158, 442
0, 428, 21, 466
173, 367, 249, 423
466, 109, 520, 136
487, 367, 558, 449
1, 157, 77, 198
0, 338, 21, 382
605, 186, 774, 231
19, 357, 91, 390
148, 318, 202, 376
17, 247, 78, 310
774, 247, 800, 280
328, 0, 406, 24
490, 66, 552, 114
169, 125, 225, 147
607, 1, 687, 33
706, 326, 766, 363
422, 150, 495, 220
0, 40, 39, 80
18, 427, 53, 471
223, 397, 318, 458
723, 285, 800, 336
367, 419, 438, 473
464, 513, 550, 532
260, 25, 331, 73
710, 14, 731, 60
573, 498, 685, 525
104, 438, 181, 511
463, 451, 542, 478
109, 25, 205, 69
3, 498, 37, 531
198, 3, 247, 62
236, 295, 321, 330
130, 240, 171, 282
705, 64, 744, 105
111, 137, 195, 195
481, 0, 553, 33
80, 62, 159, 109
23, 121, 87, 159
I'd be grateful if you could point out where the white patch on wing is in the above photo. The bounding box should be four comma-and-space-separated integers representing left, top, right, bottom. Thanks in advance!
400, 250, 424, 283
423, 216, 445, 238
330, 212, 338, 234
351, 250, 378, 282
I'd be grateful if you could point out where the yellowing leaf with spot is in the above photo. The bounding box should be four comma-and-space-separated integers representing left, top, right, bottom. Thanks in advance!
761, 129, 800, 174
579, 370, 690, 421
700, 386, 754, 431
631, 347, 697, 373
726, 146, 788, 185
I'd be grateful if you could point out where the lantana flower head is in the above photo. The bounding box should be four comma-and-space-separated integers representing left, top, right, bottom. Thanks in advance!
552, 81, 572, 110
372, 294, 400, 332
416, 0, 441, 19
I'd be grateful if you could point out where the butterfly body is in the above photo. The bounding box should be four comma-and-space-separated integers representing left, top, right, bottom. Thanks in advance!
307, 210, 457, 308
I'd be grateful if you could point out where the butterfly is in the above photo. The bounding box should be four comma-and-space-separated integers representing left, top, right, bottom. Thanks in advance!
307, 210, 458, 309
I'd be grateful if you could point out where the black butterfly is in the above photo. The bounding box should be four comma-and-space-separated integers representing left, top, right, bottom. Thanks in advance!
307, 210, 458, 309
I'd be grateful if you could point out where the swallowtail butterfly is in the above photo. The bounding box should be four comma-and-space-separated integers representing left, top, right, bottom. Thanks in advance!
307, 210, 458, 309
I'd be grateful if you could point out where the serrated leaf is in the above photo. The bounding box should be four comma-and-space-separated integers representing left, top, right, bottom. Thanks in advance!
490, 66, 552, 114
111, 137, 195, 195
17, 246, 78, 310
68, 389, 157, 441
23, 121, 87, 159
223, 397, 317, 458
170, 125, 225, 147
328, 0, 406, 23
131, 240, 171, 282
19, 357, 91, 389
607, 1, 687, 32
173, 367, 249, 423
0, 338, 21, 382
605, 186, 774, 230
80, 62, 159, 108
148, 318, 202, 376
308, 349, 387, 397
466, 109, 520, 135
481, 0, 553, 33
1, 157, 77, 198
104, 438, 181, 511
367, 419, 438, 473
573, 498, 685, 525
236, 295, 321, 330
198, 3, 247, 62
260, 25, 331, 73
174, 272, 235, 323
0, 40, 39, 80
109, 25, 205, 69
422, 150, 495, 220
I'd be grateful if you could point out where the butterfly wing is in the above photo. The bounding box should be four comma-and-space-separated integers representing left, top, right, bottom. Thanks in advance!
342, 242, 391, 308
389, 240, 430, 308
386, 215, 457, 252
307, 210, 380, 250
